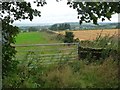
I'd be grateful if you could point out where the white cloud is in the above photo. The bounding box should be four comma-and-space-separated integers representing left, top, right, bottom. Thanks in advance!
98, 14, 119, 23
13, 0, 78, 25
13, 0, 119, 26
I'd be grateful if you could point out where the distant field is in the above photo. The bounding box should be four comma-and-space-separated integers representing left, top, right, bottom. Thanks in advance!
15, 31, 61, 44
56, 29, 118, 41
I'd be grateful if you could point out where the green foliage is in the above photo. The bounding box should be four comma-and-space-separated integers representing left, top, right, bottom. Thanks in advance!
116, 23, 120, 29
63, 58, 118, 88
67, 2, 120, 25
2, 19, 20, 77
28, 27, 38, 32
68, 61, 83, 73
49, 23, 71, 30
80, 34, 119, 62
3, 58, 45, 88
49, 24, 58, 30
64, 31, 74, 43
1, 1, 46, 77
3, 57, 118, 88
95, 34, 119, 60
56, 34, 65, 41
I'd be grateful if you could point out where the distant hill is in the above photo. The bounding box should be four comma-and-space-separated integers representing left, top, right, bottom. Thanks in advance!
68, 22, 118, 30
17, 22, 118, 31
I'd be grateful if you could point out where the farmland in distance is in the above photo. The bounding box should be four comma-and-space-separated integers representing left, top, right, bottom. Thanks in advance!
55, 29, 118, 41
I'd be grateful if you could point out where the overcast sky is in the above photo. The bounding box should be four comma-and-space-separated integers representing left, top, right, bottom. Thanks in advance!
13, 0, 119, 26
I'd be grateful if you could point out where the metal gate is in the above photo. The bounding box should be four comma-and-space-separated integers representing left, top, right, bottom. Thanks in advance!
14, 43, 79, 64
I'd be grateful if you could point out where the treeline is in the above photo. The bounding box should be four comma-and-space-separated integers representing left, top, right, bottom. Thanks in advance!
28, 27, 38, 32
21, 27, 39, 32
49, 23, 71, 31
116, 23, 120, 29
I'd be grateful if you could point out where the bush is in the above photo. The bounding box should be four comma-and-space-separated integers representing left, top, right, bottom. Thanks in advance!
41, 58, 119, 88
64, 31, 74, 43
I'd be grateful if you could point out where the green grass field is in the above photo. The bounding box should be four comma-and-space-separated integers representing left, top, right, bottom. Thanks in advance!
15, 31, 61, 44
15, 31, 78, 63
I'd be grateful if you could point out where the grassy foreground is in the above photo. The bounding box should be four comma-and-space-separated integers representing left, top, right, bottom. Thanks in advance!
3, 31, 119, 88
3, 57, 119, 88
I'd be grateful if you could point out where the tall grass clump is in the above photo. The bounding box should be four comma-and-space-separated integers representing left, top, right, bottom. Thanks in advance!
80, 32, 118, 61
3, 54, 119, 88
40, 58, 119, 88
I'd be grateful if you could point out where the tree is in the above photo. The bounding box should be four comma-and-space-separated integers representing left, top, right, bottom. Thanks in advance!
49, 24, 58, 30
49, 23, 71, 30
67, 1, 120, 25
28, 27, 38, 32
64, 31, 74, 43
116, 23, 120, 29
64, 23, 71, 30
1, 0, 47, 77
